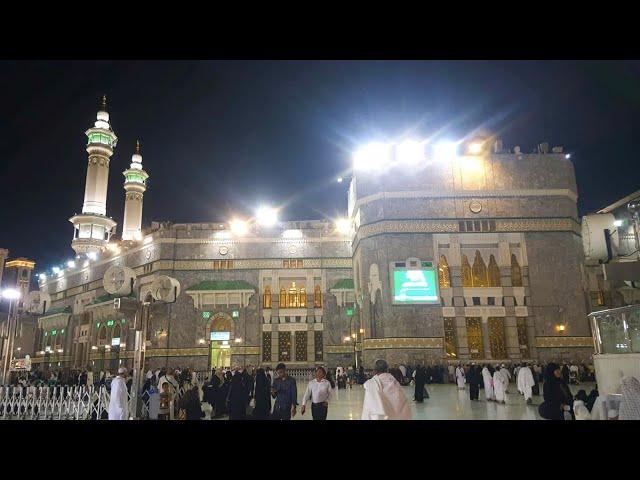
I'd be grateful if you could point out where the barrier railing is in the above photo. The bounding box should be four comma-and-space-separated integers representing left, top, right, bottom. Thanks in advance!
589, 304, 640, 354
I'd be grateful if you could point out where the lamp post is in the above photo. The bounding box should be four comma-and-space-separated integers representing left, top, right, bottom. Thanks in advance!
1, 289, 21, 385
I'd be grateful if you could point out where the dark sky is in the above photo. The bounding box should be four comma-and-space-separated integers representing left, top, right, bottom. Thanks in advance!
1, 60, 639, 273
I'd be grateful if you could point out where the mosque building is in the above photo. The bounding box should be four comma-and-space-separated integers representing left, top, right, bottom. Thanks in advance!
24, 99, 594, 375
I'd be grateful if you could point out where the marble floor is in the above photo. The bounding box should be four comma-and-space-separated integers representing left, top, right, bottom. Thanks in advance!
207, 381, 595, 420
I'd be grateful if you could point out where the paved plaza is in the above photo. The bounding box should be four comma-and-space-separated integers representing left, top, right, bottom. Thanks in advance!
205, 381, 595, 420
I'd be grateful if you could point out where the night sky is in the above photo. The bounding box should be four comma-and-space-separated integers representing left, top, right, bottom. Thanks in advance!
1, 60, 639, 273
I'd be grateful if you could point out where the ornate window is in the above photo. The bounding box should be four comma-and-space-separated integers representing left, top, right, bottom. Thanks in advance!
314, 331, 323, 361
488, 317, 507, 359
438, 255, 451, 288
511, 254, 523, 287
295, 331, 308, 361
279, 288, 287, 307
263, 286, 272, 309
444, 317, 457, 358
472, 250, 488, 287
314, 285, 322, 308
262, 332, 272, 362
283, 259, 303, 268
288, 283, 300, 308
487, 254, 501, 287
299, 287, 307, 307
278, 332, 291, 361
517, 318, 529, 358
465, 317, 484, 360
461, 254, 473, 287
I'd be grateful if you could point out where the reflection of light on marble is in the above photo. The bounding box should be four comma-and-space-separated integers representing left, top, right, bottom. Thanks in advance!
206, 380, 595, 421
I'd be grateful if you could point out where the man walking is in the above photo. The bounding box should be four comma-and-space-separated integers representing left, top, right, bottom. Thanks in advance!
361, 359, 412, 420
271, 363, 298, 420
517, 363, 536, 404
108, 367, 129, 420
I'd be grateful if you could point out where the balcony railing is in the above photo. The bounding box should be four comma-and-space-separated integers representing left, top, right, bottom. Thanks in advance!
589, 304, 640, 354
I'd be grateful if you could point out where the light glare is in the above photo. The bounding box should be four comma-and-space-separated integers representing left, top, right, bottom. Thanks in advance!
256, 206, 278, 227
230, 219, 248, 235
614, 220, 623, 227
67, 261, 76, 269
468, 142, 483, 154
353, 142, 392, 171
2, 289, 21, 300
335, 218, 351, 234
87, 252, 98, 261
397, 140, 424, 165
433, 142, 458, 162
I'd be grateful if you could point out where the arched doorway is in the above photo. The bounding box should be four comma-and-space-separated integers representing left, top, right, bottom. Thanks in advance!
209, 313, 233, 370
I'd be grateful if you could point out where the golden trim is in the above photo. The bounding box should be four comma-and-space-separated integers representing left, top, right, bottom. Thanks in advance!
535, 336, 593, 348
230, 346, 260, 355
363, 337, 444, 349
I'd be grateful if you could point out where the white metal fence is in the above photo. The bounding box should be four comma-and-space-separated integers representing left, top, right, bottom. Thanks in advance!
0, 383, 192, 421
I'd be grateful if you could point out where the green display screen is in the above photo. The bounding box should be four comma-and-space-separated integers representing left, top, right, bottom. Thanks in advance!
393, 269, 439, 304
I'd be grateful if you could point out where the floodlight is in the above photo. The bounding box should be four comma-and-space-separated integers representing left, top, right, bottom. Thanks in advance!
353, 142, 392, 171
39, 273, 47, 281
468, 142, 483, 155
1, 289, 21, 300
433, 141, 458, 162
256, 206, 278, 227
52, 267, 61, 275
230, 219, 248, 235
335, 218, 351, 234
67, 260, 76, 269
614, 220, 623, 227
397, 140, 424, 165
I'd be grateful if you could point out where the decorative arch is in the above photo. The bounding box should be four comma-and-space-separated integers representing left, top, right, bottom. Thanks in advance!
98, 325, 107, 345
472, 250, 488, 287
487, 254, 501, 287
299, 287, 306, 307
314, 285, 322, 308
113, 323, 121, 340
511, 254, 523, 287
461, 254, 473, 287
438, 255, 451, 288
263, 285, 272, 309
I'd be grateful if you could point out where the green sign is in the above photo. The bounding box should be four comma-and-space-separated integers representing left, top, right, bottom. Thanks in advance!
44, 332, 48, 337
346, 308, 353, 316
121, 319, 126, 324
392, 269, 439, 304
421, 261, 433, 267
96, 322, 100, 328
51, 330, 57, 336
202, 311, 211, 319
106, 320, 115, 327
61, 329, 64, 334
232, 310, 239, 318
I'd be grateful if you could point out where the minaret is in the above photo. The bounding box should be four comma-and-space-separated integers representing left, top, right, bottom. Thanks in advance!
69, 96, 118, 254
121, 140, 149, 241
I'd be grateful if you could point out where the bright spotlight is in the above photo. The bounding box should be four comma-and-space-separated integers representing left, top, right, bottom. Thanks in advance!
468, 142, 483, 155
256, 206, 278, 227
614, 219, 623, 227
337, 177, 343, 183
39, 273, 47, 281
433, 142, 458, 162
52, 266, 61, 275
335, 218, 351, 234
1, 289, 21, 300
397, 140, 424, 165
67, 260, 76, 269
87, 252, 98, 261
353, 142, 392, 171
565, 154, 571, 159
230, 219, 248, 235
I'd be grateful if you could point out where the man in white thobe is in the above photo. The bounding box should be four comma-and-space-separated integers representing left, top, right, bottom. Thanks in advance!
482, 365, 494, 401
362, 359, 412, 420
493, 367, 506, 404
455, 365, 466, 389
108, 367, 129, 420
516, 363, 535, 404
499, 364, 511, 394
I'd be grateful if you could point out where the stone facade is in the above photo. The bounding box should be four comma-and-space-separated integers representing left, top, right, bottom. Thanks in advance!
28, 149, 595, 374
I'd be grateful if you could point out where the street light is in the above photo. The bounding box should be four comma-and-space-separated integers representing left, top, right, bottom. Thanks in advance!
1, 288, 21, 385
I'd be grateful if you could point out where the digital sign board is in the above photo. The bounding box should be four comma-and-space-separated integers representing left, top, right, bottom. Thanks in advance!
392, 268, 439, 304
210, 331, 231, 341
